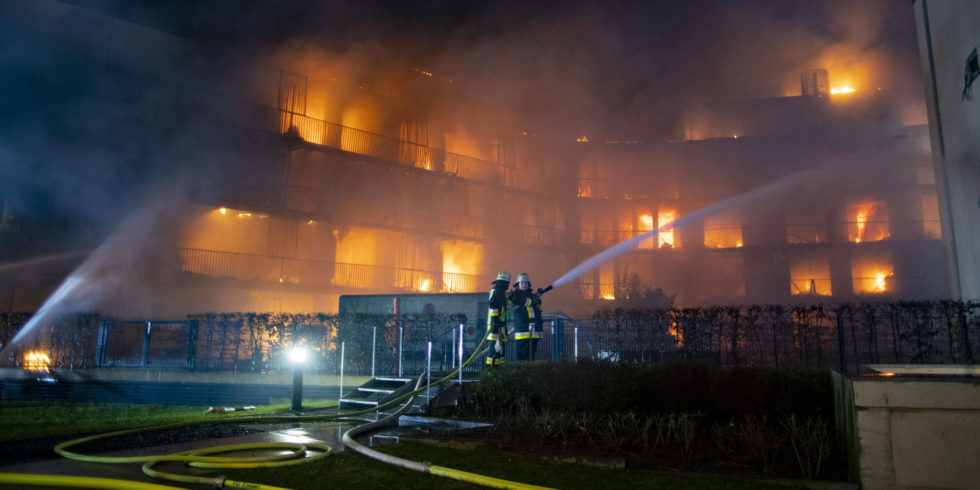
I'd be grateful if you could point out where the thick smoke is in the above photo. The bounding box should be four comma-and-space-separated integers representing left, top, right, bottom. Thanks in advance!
0, 0, 929, 330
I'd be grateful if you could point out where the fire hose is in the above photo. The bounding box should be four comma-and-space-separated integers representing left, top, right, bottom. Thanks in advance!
0, 326, 554, 490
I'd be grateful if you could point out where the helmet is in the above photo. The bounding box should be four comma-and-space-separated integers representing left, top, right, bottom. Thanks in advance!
515, 273, 530, 290
495, 271, 512, 282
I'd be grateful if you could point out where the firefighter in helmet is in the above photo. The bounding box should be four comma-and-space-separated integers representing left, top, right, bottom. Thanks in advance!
509, 272, 544, 361
486, 271, 511, 366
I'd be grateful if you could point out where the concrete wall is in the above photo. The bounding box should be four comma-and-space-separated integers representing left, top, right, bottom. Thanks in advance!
853, 377, 980, 490
914, 0, 980, 300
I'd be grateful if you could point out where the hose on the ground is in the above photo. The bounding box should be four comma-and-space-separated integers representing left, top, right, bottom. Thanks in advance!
0, 327, 543, 489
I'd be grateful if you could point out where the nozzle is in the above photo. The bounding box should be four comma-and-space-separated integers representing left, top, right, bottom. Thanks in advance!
537, 285, 554, 295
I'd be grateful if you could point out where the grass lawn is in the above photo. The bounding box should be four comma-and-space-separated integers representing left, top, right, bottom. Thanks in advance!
0, 401, 807, 490
223, 441, 808, 490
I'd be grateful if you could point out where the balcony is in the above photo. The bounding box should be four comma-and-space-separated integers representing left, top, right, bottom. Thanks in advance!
252, 107, 541, 193
178, 247, 480, 293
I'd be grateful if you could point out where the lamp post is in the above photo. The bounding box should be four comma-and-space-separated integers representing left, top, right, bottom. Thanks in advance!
290, 346, 308, 412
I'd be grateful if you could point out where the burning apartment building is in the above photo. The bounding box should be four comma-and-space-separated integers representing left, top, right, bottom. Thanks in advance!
0, 1, 951, 318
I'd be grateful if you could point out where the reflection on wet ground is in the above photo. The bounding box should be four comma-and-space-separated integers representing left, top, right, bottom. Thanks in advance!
0, 415, 490, 487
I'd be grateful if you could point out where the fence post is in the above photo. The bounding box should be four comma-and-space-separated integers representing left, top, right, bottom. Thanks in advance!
458, 324, 464, 384
187, 321, 198, 371
371, 326, 376, 379
339, 342, 345, 405
574, 325, 579, 361
95, 321, 109, 367
551, 318, 563, 361
398, 326, 404, 378
426, 341, 432, 405
141, 321, 152, 367
452, 327, 457, 369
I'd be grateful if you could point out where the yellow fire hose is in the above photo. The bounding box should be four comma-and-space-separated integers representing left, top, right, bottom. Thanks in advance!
0, 329, 552, 490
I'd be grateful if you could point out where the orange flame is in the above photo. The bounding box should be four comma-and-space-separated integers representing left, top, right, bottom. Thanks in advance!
24, 351, 51, 371
658, 207, 678, 248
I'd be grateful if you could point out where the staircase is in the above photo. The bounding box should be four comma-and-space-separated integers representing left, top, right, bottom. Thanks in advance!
339, 373, 469, 416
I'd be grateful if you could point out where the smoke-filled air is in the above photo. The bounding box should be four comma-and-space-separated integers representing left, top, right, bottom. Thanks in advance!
0, 0, 944, 354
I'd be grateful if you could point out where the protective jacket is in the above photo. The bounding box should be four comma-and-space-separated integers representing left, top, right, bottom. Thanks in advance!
508, 288, 543, 339
486, 279, 509, 365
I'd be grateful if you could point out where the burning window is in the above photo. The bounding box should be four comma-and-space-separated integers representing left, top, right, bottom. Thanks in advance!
789, 255, 832, 296
599, 263, 615, 300
24, 351, 51, 372
851, 252, 894, 294
921, 192, 942, 239
703, 212, 743, 249
441, 240, 482, 293
847, 201, 889, 243
786, 208, 826, 244
577, 161, 594, 198
658, 206, 679, 249
637, 211, 655, 249
334, 228, 378, 288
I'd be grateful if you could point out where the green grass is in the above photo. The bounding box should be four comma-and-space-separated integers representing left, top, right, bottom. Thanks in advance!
0, 401, 334, 442
222, 441, 808, 490
0, 401, 807, 490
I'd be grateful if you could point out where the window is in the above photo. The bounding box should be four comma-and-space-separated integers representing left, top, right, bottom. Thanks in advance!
704, 212, 743, 249
846, 200, 889, 243
789, 255, 832, 296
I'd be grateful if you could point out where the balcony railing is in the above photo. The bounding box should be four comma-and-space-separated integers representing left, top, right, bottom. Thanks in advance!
178, 247, 480, 293
255, 106, 541, 192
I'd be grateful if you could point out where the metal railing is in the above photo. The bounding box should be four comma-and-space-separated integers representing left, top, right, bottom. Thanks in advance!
178, 247, 479, 292
254, 107, 543, 193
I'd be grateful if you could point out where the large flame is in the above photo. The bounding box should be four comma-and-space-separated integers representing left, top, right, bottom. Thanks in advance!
852, 255, 894, 294
830, 86, 856, 95
441, 240, 482, 293
848, 201, 889, 243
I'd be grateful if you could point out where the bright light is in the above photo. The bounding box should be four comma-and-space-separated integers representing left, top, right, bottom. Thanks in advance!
24, 351, 51, 371
830, 86, 856, 95
576, 136, 590, 143
218, 207, 228, 215
290, 346, 308, 364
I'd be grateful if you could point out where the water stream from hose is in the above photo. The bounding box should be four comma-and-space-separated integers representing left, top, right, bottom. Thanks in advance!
550, 161, 854, 289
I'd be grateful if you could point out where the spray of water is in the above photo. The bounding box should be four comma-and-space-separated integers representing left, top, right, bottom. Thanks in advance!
550, 161, 857, 289
0, 251, 89, 274
0, 197, 178, 360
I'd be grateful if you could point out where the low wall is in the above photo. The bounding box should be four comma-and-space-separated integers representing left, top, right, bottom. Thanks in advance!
853, 374, 980, 490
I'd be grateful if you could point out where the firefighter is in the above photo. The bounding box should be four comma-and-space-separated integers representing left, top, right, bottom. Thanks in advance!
509, 272, 544, 361
486, 270, 511, 367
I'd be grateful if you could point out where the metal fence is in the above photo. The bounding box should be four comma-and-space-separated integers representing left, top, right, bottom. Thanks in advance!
3, 301, 977, 376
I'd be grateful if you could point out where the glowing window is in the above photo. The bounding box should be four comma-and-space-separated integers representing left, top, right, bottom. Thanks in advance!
637, 210, 655, 249
658, 206, 679, 249
599, 263, 615, 300
852, 254, 894, 294
847, 200, 889, 243
789, 256, 832, 296
704, 212, 743, 249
